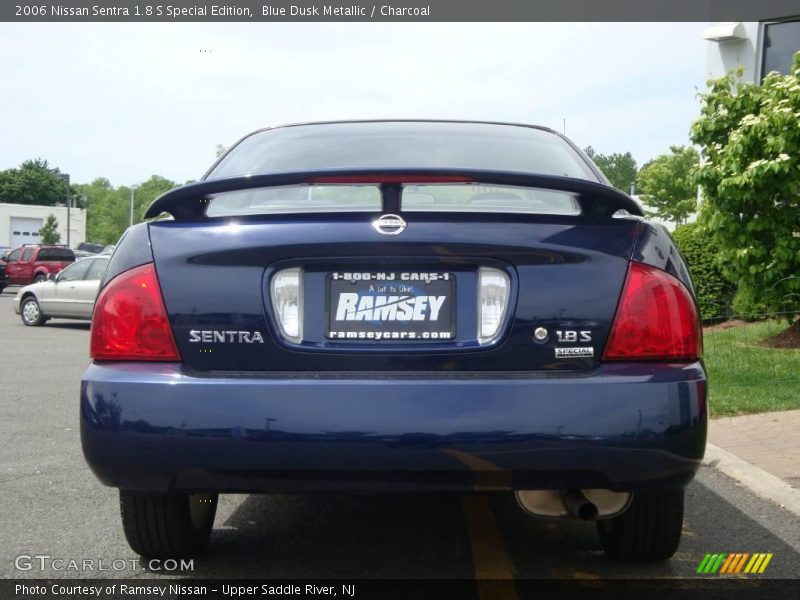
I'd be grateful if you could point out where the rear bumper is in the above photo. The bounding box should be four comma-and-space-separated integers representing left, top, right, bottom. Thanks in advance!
80, 362, 707, 493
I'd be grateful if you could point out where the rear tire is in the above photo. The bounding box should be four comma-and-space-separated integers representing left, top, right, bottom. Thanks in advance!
119, 491, 218, 558
21, 296, 46, 326
34, 273, 47, 283
597, 489, 684, 562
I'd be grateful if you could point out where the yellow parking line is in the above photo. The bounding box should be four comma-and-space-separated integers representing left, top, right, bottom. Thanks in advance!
446, 448, 518, 599
459, 495, 519, 600
443, 448, 511, 490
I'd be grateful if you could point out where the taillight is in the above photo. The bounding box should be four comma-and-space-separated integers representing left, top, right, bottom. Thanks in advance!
90, 263, 180, 361
478, 267, 510, 345
603, 262, 701, 361
307, 174, 474, 184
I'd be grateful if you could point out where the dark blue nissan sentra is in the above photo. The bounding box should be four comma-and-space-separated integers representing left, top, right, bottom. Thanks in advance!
81, 120, 706, 562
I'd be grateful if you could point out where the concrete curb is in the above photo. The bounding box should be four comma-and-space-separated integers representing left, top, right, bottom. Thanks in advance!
704, 442, 800, 517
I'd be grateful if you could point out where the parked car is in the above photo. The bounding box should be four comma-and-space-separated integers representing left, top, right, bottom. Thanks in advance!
13, 255, 109, 326
0, 259, 7, 294
0, 246, 10, 293
81, 120, 706, 562
77, 242, 106, 254
3, 244, 75, 285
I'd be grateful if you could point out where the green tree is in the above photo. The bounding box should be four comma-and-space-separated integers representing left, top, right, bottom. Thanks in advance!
75, 178, 123, 245
77, 175, 179, 245
131, 175, 178, 224
690, 53, 800, 320
38, 214, 61, 244
584, 149, 638, 192
0, 159, 72, 206
637, 146, 699, 224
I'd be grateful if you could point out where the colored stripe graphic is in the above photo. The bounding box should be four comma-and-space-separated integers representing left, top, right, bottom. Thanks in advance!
758, 554, 773, 573
719, 553, 736, 573
732, 553, 749, 573
697, 553, 727, 573
698, 553, 773, 574
696, 554, 712, 574
744, 554, 762, 574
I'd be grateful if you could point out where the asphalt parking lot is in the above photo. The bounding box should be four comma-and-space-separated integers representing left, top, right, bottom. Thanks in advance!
1, 287, 798, 583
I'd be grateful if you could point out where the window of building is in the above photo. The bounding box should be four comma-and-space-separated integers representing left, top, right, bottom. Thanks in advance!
762, 20, 800, 80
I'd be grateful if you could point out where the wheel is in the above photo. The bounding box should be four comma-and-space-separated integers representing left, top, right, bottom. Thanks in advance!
34, 273, 47, 283
597, 489, 684, 562
119, 491, 218, 558
20, 296, 46, 326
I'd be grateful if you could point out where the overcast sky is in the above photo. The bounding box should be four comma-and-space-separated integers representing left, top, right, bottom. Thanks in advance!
1, 22, 710, 186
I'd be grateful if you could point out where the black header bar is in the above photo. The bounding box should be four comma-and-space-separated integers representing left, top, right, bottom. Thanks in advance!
4, 1, 800, 22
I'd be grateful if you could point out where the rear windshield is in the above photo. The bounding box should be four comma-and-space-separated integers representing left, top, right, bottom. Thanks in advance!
37, 248, 75, 261
205, 183, 580, 217
209, 122, 597, 181
403, 184, 579, 215
206, 185, 382, 216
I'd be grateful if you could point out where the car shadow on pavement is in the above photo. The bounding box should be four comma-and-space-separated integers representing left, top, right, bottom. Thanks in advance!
154, 493, 474, 578
144, 492, 667, 580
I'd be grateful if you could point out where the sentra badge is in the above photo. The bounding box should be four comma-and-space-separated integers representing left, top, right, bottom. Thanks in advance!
189, 330, 264, 343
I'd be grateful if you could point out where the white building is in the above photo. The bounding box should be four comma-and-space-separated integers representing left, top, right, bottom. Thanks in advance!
0, 203, 86, 249
704, 19, 800, 82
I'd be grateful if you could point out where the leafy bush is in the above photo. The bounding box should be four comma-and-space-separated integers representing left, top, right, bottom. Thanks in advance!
673, 222, 734, 320
690, 53, 800, 318
731, 285, 769, 320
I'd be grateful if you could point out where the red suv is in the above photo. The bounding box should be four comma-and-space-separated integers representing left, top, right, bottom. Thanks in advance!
3, 245, 75, 285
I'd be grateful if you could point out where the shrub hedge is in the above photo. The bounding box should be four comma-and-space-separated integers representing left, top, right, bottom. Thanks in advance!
672, 222, 734, 320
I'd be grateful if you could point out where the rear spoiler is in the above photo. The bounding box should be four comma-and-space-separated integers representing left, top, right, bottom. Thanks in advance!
144, 169, 644, 219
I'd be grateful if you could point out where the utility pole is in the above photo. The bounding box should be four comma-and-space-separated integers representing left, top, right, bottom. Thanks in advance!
58, 173, 71, 247
130, 184, 139, 228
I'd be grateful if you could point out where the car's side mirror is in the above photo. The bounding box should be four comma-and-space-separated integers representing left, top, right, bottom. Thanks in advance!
48, 273, 57, 282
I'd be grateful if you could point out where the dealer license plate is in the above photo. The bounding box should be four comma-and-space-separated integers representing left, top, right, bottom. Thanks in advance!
327, 271, 455, 341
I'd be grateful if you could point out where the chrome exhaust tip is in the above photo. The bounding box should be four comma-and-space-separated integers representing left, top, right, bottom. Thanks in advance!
515, 489, 631, 520
562, 489, 599, 521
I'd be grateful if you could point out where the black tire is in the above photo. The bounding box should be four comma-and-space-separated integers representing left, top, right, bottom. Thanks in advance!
597, 489, 684, 562
20, 296, 46, 326
34, 273, 47, 283
119, 491, 218, 558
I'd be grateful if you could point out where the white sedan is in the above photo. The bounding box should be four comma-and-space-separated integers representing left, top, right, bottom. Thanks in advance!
13, 256, 109, 326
